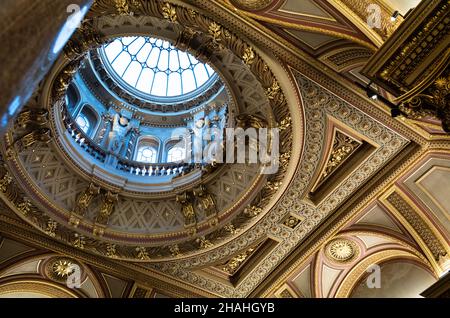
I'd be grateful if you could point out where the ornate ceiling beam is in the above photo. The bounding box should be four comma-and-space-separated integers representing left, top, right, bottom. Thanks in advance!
362, 0, 450, 133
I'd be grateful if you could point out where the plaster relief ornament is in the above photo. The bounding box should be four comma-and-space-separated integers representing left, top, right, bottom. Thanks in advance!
44, 257, 82, 283
325, 238, 360, 263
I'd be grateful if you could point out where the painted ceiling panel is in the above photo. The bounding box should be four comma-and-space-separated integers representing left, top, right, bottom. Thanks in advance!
356, 205, 402, 233
321, 264, 342, 298
278, 0, 335, 21
291, 264, 312, 297
284, 29, 338, 50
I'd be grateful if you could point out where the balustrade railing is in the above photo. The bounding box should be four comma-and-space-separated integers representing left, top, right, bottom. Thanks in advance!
116, 157, 197, 177
61, 105, 107, 163
60, 102, 199, 178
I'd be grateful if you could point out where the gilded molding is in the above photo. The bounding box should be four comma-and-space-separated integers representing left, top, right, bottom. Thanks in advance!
243, 205, 262, 217
221, 246, 256, 275
196, 236, 213, 249
228, 0, 272, 11
0, 214, 213, 298
45, 220, 58, 237
72, 234, 86, 249
0, 279, 79, 298
135, 247, 150, 260
15, 109, 48, 130
219, 0, 377, 50
320, 131, 361, 182
15, 129, 51, 149
386, 192, 447, 261
20, 2, 293, 263
0, 172, 12, 193
106, 243, 117, 258
362, 0, 450, 133
400, 70, 450, 132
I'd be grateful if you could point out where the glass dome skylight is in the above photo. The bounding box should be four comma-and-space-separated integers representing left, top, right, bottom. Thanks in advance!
101, 36, 216, 101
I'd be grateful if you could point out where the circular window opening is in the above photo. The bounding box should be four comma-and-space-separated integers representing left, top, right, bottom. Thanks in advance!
100, 36, 218, 103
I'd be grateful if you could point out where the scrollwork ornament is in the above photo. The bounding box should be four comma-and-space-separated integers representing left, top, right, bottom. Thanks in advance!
161, 2, 177, 22
222, 246, 256, 275
278, 117, 291, 131
208, 22, 222, 43
264, 181, 282, 192
17, 129, 51, 149
188, 8, 197, 19
279, 151, 291, 170
400, 72, 450, 132
73, 183, 101, 217
266, 80, 281, 100
17, 199, 32, 215
0, 1, 294, 276
169, 244, 181, 257
236, 114, 267, 129
45, 220, 58, 237
242, 46, 255, 65
136, 246, 150, 260
96, 191, 118, 225
193, 185, 217, 218
0, 172, 13, 193
243, 205, 262, 217
196, 236, 213, 249
322, 133, 360, 180
224, 223, 237, 234
106, 243, 117, 258
15, 109, 48, 129
176, 192, 197, 227
72, 234, 86, 249
115, 0, 141, 15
